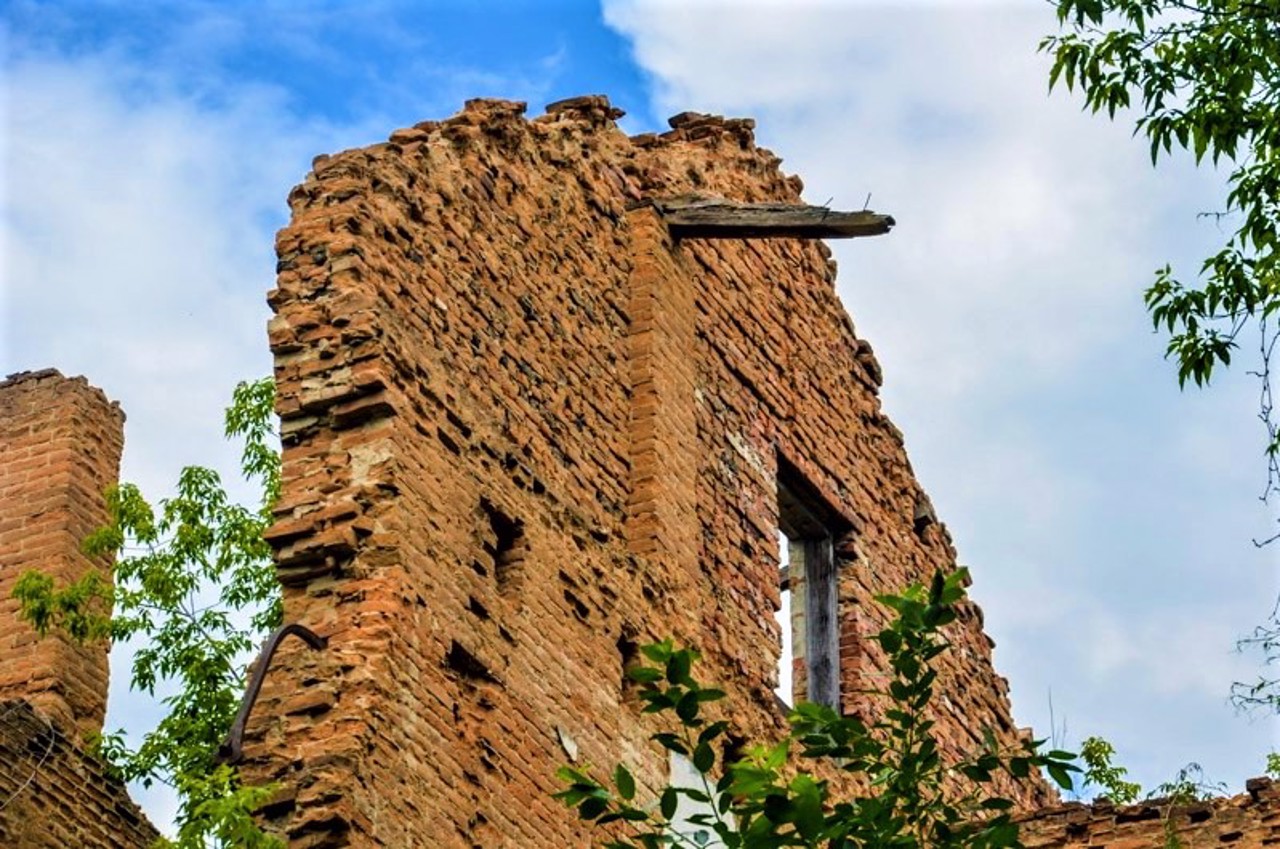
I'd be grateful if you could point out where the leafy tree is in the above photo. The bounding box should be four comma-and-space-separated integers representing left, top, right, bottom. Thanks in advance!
1041, 0, 1280, 762
555, 569, 1078, 848
1041, 0, 1280, 541
12, 378, 283, 848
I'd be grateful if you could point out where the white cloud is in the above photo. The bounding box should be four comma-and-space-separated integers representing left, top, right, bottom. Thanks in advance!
1, 11, 594, 829
606, 0, 1279, 792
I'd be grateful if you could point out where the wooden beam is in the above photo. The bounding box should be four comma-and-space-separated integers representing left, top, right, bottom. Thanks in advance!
651, 197, 895, 240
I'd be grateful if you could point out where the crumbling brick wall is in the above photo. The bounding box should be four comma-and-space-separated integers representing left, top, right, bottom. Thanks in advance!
1017, 778, 1280, 847
0, 699, 158, 848
0, 369, 157, 847
244, 95, 1055, 847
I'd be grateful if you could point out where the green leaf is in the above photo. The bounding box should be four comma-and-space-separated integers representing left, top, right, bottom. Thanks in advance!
676, 691, 701, 723
627, 666, 662, 684
653, 733, 689, 756
693, 742, 715, 773
579, 796, 609, 820
1048, 762, 1076, 791
660, 787, 678, 821
614, 764, 635, 801
641, 640, 673, 664
667, 650, 693, 685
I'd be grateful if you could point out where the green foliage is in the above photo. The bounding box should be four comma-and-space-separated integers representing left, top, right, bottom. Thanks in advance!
12, 378, 283, 848
555, 569, 1078, 848
1266, 751, 1280, 778
1042, 0, 1280, 532
1149, 763, 1227, 849
1149, 762, 1225, 804
1078, 737, 1142, 804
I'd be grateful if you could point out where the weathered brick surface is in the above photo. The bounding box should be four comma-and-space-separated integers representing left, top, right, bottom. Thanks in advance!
243, 96, 1056, 847
0, 369, 156, 847
0, 369, 122, 738
0, 699, 158, 848
1018, 778, 1280, 847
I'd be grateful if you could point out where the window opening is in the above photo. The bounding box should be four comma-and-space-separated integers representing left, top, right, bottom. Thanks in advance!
776, 462, 846, 712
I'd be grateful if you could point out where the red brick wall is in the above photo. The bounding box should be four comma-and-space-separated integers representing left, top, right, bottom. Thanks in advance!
0, 369, 155, 847
1018, 778, 1280, 847
0, 369, 123, 738
0, 699, 158, 848
243, 96, 1053, 847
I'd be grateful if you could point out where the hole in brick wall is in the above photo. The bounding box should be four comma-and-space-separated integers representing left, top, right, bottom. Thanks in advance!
912, 492, 936, 542
479, 738, 499, 772
617, 631, 639, 693
563, 589, 590, 621
480, 498, 525, 594
722, 732, 748, 768
257, 795, 296, 820
445, 641, 499, 684
446, 409, 472, 439
438, 427, 462, 454
467, 596, 490, 620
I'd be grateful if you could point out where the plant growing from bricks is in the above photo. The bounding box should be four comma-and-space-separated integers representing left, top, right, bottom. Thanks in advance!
555, 568, 1077, 848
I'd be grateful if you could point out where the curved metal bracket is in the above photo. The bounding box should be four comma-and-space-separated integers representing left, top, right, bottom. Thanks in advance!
216, 622, 327, 765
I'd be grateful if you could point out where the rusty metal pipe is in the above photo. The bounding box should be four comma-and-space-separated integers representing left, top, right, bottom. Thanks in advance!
216, 623, 327, 765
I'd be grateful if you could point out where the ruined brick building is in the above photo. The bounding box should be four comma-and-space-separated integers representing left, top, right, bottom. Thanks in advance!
2, 96, 1277, 847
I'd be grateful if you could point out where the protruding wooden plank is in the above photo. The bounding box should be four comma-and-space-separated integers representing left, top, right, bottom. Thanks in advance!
651, 197, 895, 240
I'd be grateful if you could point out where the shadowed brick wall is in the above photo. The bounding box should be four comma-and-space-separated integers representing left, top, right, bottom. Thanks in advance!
242, 96, 1054, 847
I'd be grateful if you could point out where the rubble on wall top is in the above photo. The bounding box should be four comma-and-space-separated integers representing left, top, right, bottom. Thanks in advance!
544, 94, 626, 122
464, 97, 528, 118
294, 93, 814, 233
0, 368, 124, 418
2, 367, 67, 388
372, 94, 762, 158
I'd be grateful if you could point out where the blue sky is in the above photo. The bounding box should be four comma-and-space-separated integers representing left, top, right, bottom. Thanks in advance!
4, 0, 1278, 833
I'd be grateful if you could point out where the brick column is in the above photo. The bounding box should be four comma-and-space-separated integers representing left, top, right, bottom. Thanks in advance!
0, 369, 124, 738
625, 207, 700, 577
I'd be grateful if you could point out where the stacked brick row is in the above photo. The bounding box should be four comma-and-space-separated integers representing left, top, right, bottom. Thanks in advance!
0, 370, 156, 847
244, 95, 1053, 847
1018, 778, 1280, 847
0, 700, 158, 847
